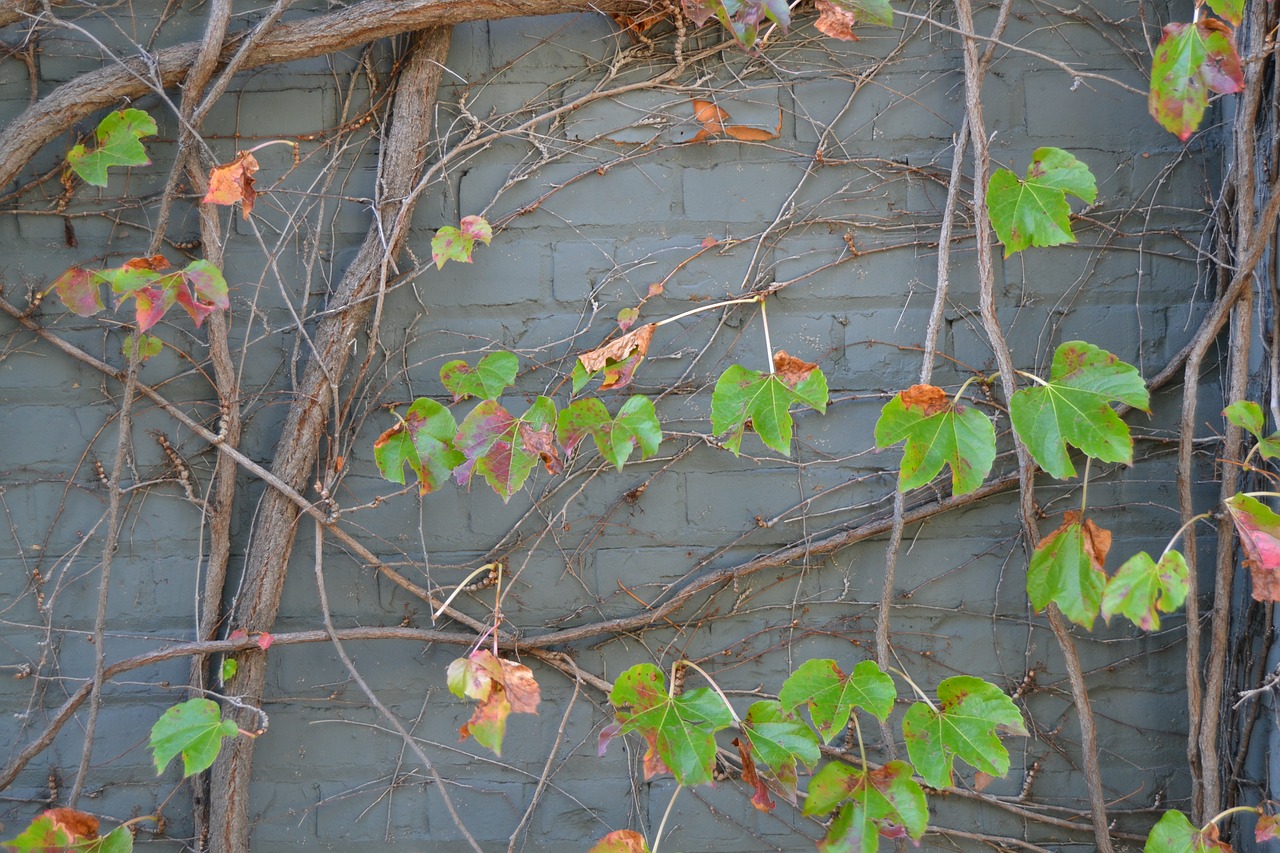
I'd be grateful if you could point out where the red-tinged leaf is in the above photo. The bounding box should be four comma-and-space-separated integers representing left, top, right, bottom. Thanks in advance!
45, 808, 100, 840
51, 266, 103, 316
804, 760, 927, 842
779, 659, 895, 743
374, 398, 463, 495
1101, 549, 1188, 631
617, 306, 640, 331
122, 254, 170, 271
588, 829, 650, 853
228, 628, 248, 641
518, 421, 564, 475
577, 324, 657, 391
1027, 511, 1110, 628
647, 282, 664, 297
446, 650, 541, 756
1225, 493, 1280, 602
203, 151, 260, 218
255, 632, 273, 651
556, 397, 662, 470
1257, 813, 1280, 843
740, 700, 820, 806
1149, 21, 1244, 142
175, 260, 230, 327
132, 285, 176, 332
1144, 809, 1233, 852
460, 215, 493, 245
598, 721, 622, 757
902, 676, 1027, 789
734, 737, 777, 811
454, 397, 559, 501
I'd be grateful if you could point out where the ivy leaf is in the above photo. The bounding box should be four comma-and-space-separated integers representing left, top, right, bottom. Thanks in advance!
874, 383, 996, 496
901, 676, 1027, 789
373, 398, 463, 495
1026, 511, 1111, 629
51, 266, 103, 316
1223, 401, 1280, 460
446, 649, 541, 756
821, 0, 893, 29
1256, 813, 1280, 843
987, 147, 1097, 256
431, 215, 492, 269
221, 658, 238, 682
608, 663, 733, 786
576, 324, 657, 392
1101, 549, 1189, 631
454, 397, 560, 501
1225, 493, 1280, 602
740, 700, 821, 806
778, 658, 895, 742
1204, 0, 1243, 26
556, 396, 662, 470
710, 355, 829, 456
66, 108, 157, 187
80, 826, 134, 853
588, 830, 650, 853
440, 352, 519, 402
1144, 809, 1231, 852
149, 698, 239, 777
804, 760, 928, 848
175, 260, 230, 328
202, 151, 260, 219
1009, 341, 1149, 479
122, 333, 163, 362
1149, 21, 1243, 142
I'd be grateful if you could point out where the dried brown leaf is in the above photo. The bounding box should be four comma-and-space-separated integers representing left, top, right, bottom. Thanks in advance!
815, 0, 861, 41
900, 383, 949, 416
203, 151, 260, 219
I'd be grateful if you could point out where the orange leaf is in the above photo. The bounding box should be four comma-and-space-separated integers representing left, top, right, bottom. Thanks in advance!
589, 829, 651, 853
578, 323, 656, 390
900, 383, 949, 416
203, 151, 260, 219
724, 124, 780, 141
123, 254, 171, 271
815, 0, 861, 41
45, 808, 99, 840
734, 737, 776, 812
773, 350, 819, 389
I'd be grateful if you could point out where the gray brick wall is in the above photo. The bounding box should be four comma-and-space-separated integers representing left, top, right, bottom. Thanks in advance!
0, 1, 1228, 850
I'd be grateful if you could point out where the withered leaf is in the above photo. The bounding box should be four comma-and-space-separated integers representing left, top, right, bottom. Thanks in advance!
772, 350, 819, 389
447, 650, 541, 756
518, 421, 564, 475
203, 152, 260, 219
1062, 510, 1112, 570
123, 254, 170, 271
815, 0, 861, 41
899, 383, 949, 416
733, 737, 776, 812
577, 323, 656, 390
45, 807, 100, 840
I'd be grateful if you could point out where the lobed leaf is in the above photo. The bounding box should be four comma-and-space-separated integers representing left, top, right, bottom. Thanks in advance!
373, 398, 463, 495
778, 658, 894, 742
446, 649, 540, 756
710, 358, 828, 456
1009, 341, 1149, 479
51, 266, 103, 317
557, 396, 662, 470
1026, 512, 1111, 628
149, 698, 239, 777
1101, 549, 1188, 631
66, 108, 156, 187
804, 760, 927, 850
122, 333, 163, 362
1225, 493, 1280, 602
1223, 400, 1280, 460
987, 147, 1096, 256
740, 700, 821, 806
431, 216, 492, 269
875, 383, 996, 496
440, 351, 519, 402
203, 151, 260, 218
608, 663, 733, 786
901, 676, 1026, 789
1144, 809, 1231, 852
454, 397, 560, 501
1149, 21, 1243, 142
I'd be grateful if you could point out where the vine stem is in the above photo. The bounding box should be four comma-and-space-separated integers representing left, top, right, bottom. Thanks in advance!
652, 294, 762, 328
675, 659, 742, 724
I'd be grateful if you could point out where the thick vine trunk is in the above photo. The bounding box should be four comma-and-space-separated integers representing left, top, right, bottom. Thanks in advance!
205, 28, 453, 852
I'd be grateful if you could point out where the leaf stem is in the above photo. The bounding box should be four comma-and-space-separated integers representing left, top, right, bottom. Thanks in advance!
1014, 369, 1050, 387
1079, 457, 1091, 516
1204, 805, 1260, 830
651, 784, 682, 853
951, 375, 979, 404
760, 298, 775, 374
245, 139, 299, 154
886, 664, 938, 713
653, 294, 763, 329
677, 659, 742, 724
431, 562, 502, 623
1161, 512, 1214, 560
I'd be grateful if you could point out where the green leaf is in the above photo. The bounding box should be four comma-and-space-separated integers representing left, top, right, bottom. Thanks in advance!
608, 663, 733, 786
1149, 21, 1243, 142
710, 363, 828, 456
987, 147, 1096, 256
874, 384, 996, 495
81, 827, 134, 853
901, 676, 1027, 789
431, 216, 492, 269
557, 396, 663, 470
221, 657, 238, 682
1101, 550, 1188, 631
1026, 514, 1108, 628
440, 352, 519, 402
454, 396, 560, 501
373, 398, 464, 495
804, 760, 927, 844
1223, 401, 1280, 459
149, 698, 239, 777
740, 700, 820, 805
1144, 809, 1230, 852
122, 333, 163, 362
778, 658, 895, 743
66, 108, 156, 187
1204, 0, 1242, 26
1009, 341, 1149, 479
2, 815, 73, 852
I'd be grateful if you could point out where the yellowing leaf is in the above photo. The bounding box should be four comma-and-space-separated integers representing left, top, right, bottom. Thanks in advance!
446, 650, 540, 756
66, 108, 156, 187
1101, 549, 1188, 631
1149, 20, 1243, 142
432, 215, 493, 269
588, 830, 650, 853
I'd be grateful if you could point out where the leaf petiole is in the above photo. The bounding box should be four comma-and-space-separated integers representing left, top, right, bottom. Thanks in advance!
246, 139, 300, 155
886, 664, 938, 713
1015, 369, 1050, 387
1160, 512, 1213, 560
676, 659, 742, 724
432, 562, 502, 622
652, 294, 764, 329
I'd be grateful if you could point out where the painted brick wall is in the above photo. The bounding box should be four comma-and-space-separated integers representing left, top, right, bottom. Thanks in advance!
0, 2, 1226, 850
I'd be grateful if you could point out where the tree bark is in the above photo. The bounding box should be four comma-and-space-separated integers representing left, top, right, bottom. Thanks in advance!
206, 28, 453, 852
